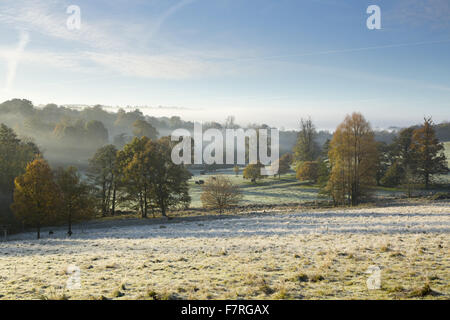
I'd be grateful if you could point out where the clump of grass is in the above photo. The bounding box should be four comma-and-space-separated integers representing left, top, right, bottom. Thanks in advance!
159, 292, 179, 300
380, 244, 390, 252
147, 289, 159, 300
258, 279, 275, 295
427, 274, 439, 281
309, 274, 325, 282
385, 285, 405, 293
410, 283, 432, 297
273, 287, 290, 299
293, 273, 309, 283
389, 252, 404, 258
418, 247, 427, 254
112, 289, 124, 298
40, 293, 70, 300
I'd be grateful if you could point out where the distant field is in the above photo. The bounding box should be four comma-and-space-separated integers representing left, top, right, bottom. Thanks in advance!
189, 170, 319, 208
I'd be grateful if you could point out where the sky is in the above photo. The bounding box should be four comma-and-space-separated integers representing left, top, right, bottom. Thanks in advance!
0, 0, 449, 130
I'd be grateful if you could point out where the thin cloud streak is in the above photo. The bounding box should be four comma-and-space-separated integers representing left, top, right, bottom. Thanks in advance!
226, 39, 450, 62
3, 32, 29, 92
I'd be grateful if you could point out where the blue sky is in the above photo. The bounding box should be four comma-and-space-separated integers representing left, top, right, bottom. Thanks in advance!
0, 0, 449, 130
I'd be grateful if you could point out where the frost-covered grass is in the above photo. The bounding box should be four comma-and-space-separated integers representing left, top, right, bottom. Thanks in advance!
0, 201, 449, 300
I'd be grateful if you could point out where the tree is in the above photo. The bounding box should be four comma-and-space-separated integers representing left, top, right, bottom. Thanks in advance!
277, 153, 293, 178
132, 120, 158, 140
293, 117, 320, 162
119, 137, 191, 218
113, 133, 131, 149
380, 161, 403, 187
410, 117, 448, 189
55, 166, 95, 236
393, 127, 415, 168
145, 137, 192, 217
0, 124, 40, 225
243, 163, 264, 183
118, 137, 153, 218
88, 145, 119, 216
201, 176, 242, 213
402, 164, 419, 198
376, 142, 392, 186
317, 139, 331, 189
53, 119, 86, 145
11, 159, 61, 239
296, 161, 319, 183
85, 120, 109, 148
233, 165, 240, 176
326, 113, 378, 205
379, 127, 415, 186
224, 115, 239, 129
0, 124, 40, 194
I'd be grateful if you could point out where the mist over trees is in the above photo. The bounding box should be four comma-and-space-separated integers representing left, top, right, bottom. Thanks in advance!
0, 98, 449, 236
4, 99, 447, 170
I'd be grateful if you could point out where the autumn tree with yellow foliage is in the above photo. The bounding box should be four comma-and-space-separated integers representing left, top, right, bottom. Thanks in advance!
326, 113, 378, 205
11, 159, 61, 239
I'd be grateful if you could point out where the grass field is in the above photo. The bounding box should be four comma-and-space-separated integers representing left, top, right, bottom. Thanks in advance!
1, 201, 448, 300
189, 171, 319, 208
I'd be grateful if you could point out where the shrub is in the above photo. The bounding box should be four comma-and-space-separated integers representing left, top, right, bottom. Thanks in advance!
296, 161, 319, 183
200, 176, 242, 213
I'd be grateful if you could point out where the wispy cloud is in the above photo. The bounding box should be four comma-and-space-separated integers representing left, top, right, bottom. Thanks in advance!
84, 51, 220, 79
0, 0, 231, 80
0, 0, 129, 51
149, 0, 197, 37
2, 32, 29, 92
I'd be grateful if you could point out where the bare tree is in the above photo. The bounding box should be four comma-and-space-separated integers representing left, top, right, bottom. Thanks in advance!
293, 117, 320, 162
201, 176, 242, 213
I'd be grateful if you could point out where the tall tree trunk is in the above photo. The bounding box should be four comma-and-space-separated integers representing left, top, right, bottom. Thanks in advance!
139, 193, 145, 219
37, 222, 40, 240
161, 201, 166, 217
68, 212, 72, 236
111, 185, 116, 216
424, 172, 429, 189
102, 180, 107, 216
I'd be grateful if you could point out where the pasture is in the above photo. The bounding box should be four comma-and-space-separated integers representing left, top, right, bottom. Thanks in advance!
0, 201, 448, 300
